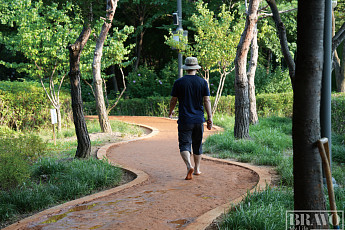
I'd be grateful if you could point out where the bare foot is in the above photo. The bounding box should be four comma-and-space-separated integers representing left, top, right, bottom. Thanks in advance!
185, 168, 194, 180
193, 171, 202, 175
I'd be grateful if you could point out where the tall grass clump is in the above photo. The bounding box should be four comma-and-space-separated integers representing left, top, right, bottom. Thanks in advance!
219, 187, 293, 230
205, 115, 292, 176
0, 134, 47, 190
0, 158, 123, 223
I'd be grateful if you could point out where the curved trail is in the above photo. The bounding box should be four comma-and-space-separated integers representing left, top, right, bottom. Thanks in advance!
5, 116, 270, 230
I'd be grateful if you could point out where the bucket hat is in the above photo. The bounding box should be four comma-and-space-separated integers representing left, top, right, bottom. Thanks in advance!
182, 57, 201, 70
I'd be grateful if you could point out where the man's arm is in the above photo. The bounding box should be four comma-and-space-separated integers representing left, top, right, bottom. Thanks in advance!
203, 96, 213, 130
169, 97, 178, 118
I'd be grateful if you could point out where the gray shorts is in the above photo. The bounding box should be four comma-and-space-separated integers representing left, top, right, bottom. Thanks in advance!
178, 123, 204, 155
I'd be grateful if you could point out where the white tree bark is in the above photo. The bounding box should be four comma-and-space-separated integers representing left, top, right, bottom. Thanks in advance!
248, 24, 259, 125
92, 0, 118, 133
234, 0, 260, 139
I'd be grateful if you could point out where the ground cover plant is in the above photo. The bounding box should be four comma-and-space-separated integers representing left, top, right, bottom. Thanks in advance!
205, 114, 345, 229
0, 119, 143, 227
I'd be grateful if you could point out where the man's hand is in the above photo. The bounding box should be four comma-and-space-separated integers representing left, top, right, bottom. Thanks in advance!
207, 119, 213, 130
168, 110, 175, 119
169, 97, 178, 119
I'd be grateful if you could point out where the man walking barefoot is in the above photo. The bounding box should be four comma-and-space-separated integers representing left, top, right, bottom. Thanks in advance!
169, 57, 213, 180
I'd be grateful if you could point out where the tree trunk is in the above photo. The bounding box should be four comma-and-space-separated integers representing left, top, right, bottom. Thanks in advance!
134, 22, 144, 71
92, 0, 118, 133
111, 65, 119, 93
293, 1, 327, 228
56, 105, 62, 132
248, 24, 259, 125
234, 0, 260, 139
67, 25, 92, 158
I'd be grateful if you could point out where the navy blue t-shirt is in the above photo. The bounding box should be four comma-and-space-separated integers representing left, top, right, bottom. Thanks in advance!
171, 75, 210, 124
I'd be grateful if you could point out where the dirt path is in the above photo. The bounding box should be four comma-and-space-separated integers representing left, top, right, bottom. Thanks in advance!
5, 116, 271, 230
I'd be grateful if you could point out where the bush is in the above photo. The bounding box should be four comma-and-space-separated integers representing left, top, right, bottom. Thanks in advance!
126, 64, 177, 98
0, 134, 47, 190
332, 93, 345, 134
254, 66, 293, 94
0, 81, 72, 131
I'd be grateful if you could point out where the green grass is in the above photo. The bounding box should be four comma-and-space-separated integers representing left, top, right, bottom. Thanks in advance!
219, 187, 293, 230
205, 115, 293, 185
0, 119, 144, 226
207, 114, 345, 229
0, 158, 122, 223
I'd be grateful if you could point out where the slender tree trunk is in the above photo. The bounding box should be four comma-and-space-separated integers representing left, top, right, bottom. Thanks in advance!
93, 0, 118, 133
293, 1, 327, 227
266, 49, 271, 74
234, 0, 260, 139
56, 105, 62, 132
248, 24, 259, 125
135, 24, 144, 71
212, 71, 227, 115
266, 0, 295, 86
67, 25, 92, 158
111, 65, 119, 93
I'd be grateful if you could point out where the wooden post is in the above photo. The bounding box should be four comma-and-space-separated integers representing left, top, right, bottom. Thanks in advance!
52, 124, 56, 146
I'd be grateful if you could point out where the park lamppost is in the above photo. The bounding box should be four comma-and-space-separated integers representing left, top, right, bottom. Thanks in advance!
173, 0, 187, 78
321, 0, 337, 184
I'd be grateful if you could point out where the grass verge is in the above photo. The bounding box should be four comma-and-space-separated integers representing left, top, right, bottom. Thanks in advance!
0, 119, 143, 227
205, 114, 345, 229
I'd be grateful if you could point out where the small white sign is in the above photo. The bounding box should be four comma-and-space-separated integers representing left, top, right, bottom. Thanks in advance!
51, 109, 57, 124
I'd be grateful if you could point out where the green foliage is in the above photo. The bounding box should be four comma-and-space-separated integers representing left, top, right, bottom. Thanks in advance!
0, 134, 47, 190
0, 0, 81, 79
332, 133, 345, 163
0, 157, 123, 222
81, 23, 135, 80
257, 1, 297, 65
254, 66, 293, 94
188, 1, 243, 73
220, 187, 294, 230
0, 81, 71, 131
332, 93, 345, 134
126, 64, 176, 98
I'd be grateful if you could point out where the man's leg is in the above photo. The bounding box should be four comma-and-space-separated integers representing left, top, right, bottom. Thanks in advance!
178, 123, 194, 180
193, 154, 202, 175
192, 123, 204, 175
180, 151, 194, 180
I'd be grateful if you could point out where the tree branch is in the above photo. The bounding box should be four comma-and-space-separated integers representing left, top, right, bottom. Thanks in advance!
259, 7, 297, 20
34, 61, 57, 108
107, 67, 127, 114
83, 79, 95, 97
332, 22, 345, 53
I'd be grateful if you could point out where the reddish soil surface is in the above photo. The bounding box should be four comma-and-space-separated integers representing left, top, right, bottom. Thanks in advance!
5, 116, 271, 230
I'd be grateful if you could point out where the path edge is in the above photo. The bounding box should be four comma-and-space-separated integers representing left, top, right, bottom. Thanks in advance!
184, 155, 272, 230
2, 122, 158, 230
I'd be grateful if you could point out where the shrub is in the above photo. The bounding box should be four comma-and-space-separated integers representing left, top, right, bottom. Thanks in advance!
332, 93, 345, 134
0, 134, 47, 190
0, 81, 72, 131
126, 65, 176, 98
